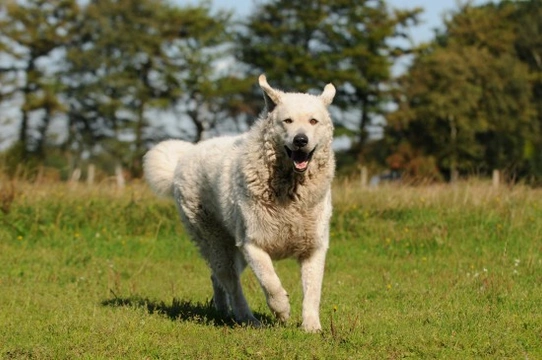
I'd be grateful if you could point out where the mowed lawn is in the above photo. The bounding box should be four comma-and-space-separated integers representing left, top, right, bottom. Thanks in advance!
0, 180, 540, 359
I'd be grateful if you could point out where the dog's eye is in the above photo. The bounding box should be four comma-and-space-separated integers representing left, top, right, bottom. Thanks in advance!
283, 118, 293, 124
309, 118, 318, 125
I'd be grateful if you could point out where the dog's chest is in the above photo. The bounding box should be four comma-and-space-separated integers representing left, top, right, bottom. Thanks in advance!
247, 204, 321, 260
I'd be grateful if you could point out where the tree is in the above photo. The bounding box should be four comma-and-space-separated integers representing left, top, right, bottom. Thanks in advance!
513, 0, 542, 179
64, 0, 235, 176
0, 0, 79, 160
386, 2, 537, 181
166, 6, 251, 142
236, 0, 421, 160
64, 0, 183, 176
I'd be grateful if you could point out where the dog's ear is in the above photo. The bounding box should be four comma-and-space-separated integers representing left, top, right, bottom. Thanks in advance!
320, 83, 336, 107
259, 74, 281, 112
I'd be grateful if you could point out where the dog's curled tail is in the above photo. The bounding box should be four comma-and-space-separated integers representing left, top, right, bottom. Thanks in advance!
143, 140, 193, 197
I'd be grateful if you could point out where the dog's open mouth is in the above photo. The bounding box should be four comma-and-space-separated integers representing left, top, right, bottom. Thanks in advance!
285, 146, 316, 173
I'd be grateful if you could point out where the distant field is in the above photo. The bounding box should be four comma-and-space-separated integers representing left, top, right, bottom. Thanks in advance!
0, 180, 540, 359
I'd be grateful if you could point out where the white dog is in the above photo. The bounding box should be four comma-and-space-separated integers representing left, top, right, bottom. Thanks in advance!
143, 75, 336, 332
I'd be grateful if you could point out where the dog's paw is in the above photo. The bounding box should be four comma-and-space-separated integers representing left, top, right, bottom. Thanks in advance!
301, 317, 321, 333
237, 314, 261, 328
267, 291, 290, 322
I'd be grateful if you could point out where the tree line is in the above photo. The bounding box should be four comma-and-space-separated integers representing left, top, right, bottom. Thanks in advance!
0, 0, 540, 183
385, 0, 542, 183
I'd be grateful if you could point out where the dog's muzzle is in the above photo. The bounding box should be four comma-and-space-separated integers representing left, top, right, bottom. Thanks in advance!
284, 146, 316, 173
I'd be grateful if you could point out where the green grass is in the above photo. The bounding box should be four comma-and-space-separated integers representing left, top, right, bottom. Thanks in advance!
0, 180, 540, 359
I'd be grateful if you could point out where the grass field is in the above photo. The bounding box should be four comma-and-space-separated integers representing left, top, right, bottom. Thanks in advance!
0, 179, 540, 359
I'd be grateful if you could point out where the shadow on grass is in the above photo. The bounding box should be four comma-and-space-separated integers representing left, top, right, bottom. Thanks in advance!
101, 294, 274, 328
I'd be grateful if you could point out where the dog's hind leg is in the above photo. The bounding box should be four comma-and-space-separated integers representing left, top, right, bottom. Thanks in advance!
211, 274, 230, 315
210, 249, 260, 327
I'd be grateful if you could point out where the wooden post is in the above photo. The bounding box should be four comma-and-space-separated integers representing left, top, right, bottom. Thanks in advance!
360, 166, 368, 188
492, 169, 500, 189
70, 168, 81, 183
450, 169, 459, 184
87, 164, 95, 186
115, 164, 125, 189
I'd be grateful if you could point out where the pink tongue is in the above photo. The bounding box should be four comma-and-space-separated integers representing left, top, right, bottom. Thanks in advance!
295, 161, 308, 170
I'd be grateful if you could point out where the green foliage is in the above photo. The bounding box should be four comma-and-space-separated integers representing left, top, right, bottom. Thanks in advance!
236, 0, 421, 154
0, 181, 540, 358
167, 6, 252, 142
0, 0, 239, 177
0, 0, 79, 158
513, 0, 542, 179
63, 0, 235, 176
386, 1, 542, 181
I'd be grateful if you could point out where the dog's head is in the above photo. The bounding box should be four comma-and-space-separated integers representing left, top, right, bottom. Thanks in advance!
259, 74, 336, 173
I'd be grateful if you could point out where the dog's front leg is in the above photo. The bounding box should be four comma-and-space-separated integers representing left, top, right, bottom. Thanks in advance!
300, 246, 327, 332
241, 242, 290, 322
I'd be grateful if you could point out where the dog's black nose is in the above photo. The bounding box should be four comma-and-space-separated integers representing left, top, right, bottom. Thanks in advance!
293, 134, 309, 148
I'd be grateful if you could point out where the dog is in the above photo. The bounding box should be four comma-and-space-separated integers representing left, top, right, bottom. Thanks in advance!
143, 75, 336, 332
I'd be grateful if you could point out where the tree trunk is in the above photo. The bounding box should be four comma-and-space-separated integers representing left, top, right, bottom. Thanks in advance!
188, 105, 205, 143
19, 57, 39, 159
353, 93, 370, 161
35, 105, 52, 160
18, 109, 29, 158
131, 102, 145, 178
449, 115, 458, 182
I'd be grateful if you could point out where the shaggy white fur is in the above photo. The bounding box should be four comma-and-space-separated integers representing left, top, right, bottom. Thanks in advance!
143, 75, 336, 332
